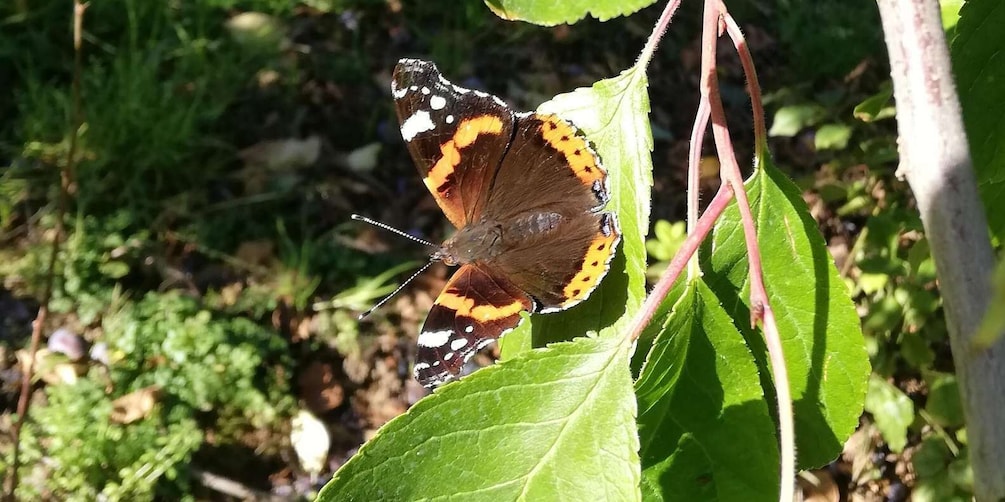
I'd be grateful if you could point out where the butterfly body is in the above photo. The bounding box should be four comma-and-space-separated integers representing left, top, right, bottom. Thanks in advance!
391, 59, 620, 387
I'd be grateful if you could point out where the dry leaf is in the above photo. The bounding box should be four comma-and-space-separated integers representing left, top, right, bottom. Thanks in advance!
110, 386, 162, 424
344, 143, 382, 172
238, 136, 321, 171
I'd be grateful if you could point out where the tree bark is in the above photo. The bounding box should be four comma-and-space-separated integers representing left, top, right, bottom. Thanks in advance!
876, 1, 1005, 500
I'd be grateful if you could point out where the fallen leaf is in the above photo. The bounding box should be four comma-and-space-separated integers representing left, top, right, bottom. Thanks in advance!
110, 386, 162, 424
238, 136, 321, 171
344, 143, 382, 172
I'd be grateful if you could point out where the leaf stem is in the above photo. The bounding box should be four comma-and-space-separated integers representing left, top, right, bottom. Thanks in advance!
699, 2, 794, 500
636, 0, 683, 72
627, 183, 735, 342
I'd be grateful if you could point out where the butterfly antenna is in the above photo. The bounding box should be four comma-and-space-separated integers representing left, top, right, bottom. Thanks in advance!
351, 214, 436, 248
357, 260, 435, 320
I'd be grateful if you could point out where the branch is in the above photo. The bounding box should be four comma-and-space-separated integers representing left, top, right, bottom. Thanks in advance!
876, 0, 1005, 499
4, 2, 87, 499
700, 3, 794, 500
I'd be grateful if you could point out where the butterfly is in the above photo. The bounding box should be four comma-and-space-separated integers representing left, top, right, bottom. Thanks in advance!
391, 58, 620, 387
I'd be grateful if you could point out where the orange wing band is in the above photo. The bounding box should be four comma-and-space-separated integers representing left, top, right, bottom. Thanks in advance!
423, 115, 505, 227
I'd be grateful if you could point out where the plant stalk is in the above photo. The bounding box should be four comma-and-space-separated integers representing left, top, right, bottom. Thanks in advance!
876, 0, 1005, 499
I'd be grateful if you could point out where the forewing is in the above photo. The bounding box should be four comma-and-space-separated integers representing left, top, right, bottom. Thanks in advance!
481, 112, 619, 311
392, 59, 516, 228
482, 113, 608, 222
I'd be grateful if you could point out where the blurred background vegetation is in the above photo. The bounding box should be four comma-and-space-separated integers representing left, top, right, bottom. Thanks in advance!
0, 0, 967, 500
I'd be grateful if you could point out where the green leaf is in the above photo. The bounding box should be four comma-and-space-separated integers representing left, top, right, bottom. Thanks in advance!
975, 258, 1005, 349
703, 161, 871, 468
941, 0, 964, 34
636, 280, 779, 502
913, 436, 952, 477
484, 0, 655, 26
501, 66, 651, 351
864, 375, 914, 453
925, 373, 964, 428
952, 0, 1005, 241
814, 123, 853, 150
853, 85, 895, 123
319, 337, 639, 501
768, 104, 827, 137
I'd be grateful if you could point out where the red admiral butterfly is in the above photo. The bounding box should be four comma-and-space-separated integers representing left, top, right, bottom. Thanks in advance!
391, 59, 620, 387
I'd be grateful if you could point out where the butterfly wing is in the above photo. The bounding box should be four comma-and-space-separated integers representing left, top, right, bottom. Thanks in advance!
415, 264, 534, 387
481, 113, 620, 312
392, 59, 516, 228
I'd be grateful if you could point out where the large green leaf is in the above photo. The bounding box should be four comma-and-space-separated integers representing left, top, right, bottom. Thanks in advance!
319, 336, 639, 501
484, 0, 655, 26
501, 66, 652, 356
952, 0, 1005, 241
703, 162, 870, 469
636, 280, 779, 501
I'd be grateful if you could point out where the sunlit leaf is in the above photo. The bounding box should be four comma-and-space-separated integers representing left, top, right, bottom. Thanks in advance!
319, 337, 639, 501
768, 104, 826, 137
704, 160, 871, 468
484, 0, 655, 26
864, 375, 914, 453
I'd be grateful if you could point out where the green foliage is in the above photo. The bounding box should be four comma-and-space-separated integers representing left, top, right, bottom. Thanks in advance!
644, 219, 686, 280
704, 162, 871, 469
319, 337, 639, 501
0, 211, 148, 324
4, 0, 291, 225
952, 0, 1005, 242
483, 0, 655, 26
864, 375, 914, 453
912, 437, 973, 502
2, 290, 293, 498
104, 291, 293, 429
636, 281, 778, 501
4, 377, 203, 500
773, 0, 884, 81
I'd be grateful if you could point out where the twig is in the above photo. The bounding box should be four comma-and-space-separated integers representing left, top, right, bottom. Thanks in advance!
192, 468, 289, 501
876, 0, 1005, 498
628, 183, 735, 341
4, 2, 88, 499
699, 3, 795, 500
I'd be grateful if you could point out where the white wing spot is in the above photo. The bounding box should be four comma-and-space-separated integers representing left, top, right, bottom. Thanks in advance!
413, 362, 431, 372
409, 85, 418, 91
418, 329, 452, 348
429, 95, 447, 110
445, 115, 454, 124
421, 86, 431, 95
450, 338, 469, 351
464, 325, 474, 333
400, 110, 435, 141
475, 339, 495, 350
432, 360, 441, 367
392, 87, 409, 99
444, 352, 455, 361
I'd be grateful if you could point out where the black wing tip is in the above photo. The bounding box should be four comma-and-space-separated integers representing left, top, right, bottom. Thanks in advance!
394, 58, 438, 75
